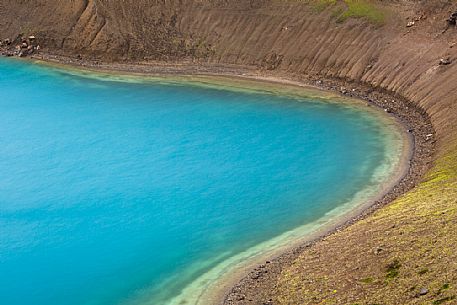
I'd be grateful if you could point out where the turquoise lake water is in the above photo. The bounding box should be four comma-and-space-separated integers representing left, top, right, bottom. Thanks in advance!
0, 58, 403, 305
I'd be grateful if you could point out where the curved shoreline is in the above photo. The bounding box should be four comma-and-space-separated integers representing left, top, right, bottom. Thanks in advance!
172, 118, 411, 305
4, 55, 436, 305
222, 79, 435, 304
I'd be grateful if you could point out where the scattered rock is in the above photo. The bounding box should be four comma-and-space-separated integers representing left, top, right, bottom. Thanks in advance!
374, 247, 384, 255
447, 11, 457, 26
407, 21, 415, 27
419, 287, 429, 296
439, 58, 452, 65
236, 294, 245, 301
0, 35, 40, 58
251, 272, 260, 280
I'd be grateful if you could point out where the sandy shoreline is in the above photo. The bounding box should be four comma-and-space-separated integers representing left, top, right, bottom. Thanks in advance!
3, 53, 436, 304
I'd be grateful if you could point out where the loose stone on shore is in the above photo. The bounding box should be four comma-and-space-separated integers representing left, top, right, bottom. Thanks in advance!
439, 58, 452, 65
0, 35, 40, 58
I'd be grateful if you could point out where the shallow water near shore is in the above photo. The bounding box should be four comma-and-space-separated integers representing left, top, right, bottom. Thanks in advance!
0, 58, 404, 305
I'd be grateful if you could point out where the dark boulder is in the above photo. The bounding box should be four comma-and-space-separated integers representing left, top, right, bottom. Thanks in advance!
447, 11, 457, 26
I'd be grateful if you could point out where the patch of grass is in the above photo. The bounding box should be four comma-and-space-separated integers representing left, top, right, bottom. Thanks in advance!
274, 138, 457, 305
305, 0, 385, 25
360, 277, 374, 284
337, 0, 385, 25
386, 259, 401, 280
438, 283, 451, 295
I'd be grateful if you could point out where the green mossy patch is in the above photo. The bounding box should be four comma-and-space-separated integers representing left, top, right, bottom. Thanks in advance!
385, 259, 401, 280
360, 277, 374, 284
308, 0, 385, 25
275, 143, 457, 304
337, 0, 385, 24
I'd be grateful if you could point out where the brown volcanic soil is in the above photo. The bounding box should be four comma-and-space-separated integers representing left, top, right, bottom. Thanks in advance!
2, 1, 457, 304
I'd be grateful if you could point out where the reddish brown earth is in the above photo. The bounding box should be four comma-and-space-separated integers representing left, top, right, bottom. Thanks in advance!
2, 1, 457, 304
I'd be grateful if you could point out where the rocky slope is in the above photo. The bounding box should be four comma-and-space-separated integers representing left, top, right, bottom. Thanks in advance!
2, 0, 457, 304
